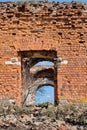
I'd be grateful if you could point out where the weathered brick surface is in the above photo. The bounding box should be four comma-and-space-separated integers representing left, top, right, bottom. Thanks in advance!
0, 2, 87, 105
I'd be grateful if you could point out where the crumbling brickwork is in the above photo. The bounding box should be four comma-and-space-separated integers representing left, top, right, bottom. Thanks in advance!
0, 2, 87, 105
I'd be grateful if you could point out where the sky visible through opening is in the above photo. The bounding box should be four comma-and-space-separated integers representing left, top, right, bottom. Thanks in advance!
35, 85, 54, 104
35, 61, 54, 104
35, 61, 54, 66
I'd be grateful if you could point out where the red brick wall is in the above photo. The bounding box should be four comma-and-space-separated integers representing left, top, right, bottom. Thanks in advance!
0, 2, 87, 104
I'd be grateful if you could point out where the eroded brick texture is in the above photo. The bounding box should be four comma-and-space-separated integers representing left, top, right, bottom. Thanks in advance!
0, 2, 87, 105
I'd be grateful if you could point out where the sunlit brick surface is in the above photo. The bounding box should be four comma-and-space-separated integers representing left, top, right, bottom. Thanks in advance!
0, 2, 87, 105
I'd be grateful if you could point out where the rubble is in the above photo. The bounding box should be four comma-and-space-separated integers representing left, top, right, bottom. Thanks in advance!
0, 103, 87, 130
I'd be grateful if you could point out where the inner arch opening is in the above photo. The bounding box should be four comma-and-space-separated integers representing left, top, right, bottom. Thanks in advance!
35, 61, 54, 66
35, 85, 54, 105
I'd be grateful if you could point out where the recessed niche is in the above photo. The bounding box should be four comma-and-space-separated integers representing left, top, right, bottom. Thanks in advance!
58, 32, 62, 36
67, 43, 71, 45
79, 41, 85, 44
12, 33, 16, 36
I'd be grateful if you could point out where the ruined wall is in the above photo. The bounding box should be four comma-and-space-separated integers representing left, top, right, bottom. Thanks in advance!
0, 2, 87, 105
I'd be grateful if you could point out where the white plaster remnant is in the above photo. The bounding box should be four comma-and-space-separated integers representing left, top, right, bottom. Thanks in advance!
5, 61, 21, 65
5, 57, 21, 65
25, 93, 34, 106
61, 60, 68, 64
9, 99, 16, 104
54, 57, 68, 64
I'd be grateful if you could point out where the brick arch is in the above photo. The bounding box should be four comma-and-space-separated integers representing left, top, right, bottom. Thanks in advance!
24, 78, 54, 106
35, 84, 54, 104
37, 83, 54, 90
33, 68, 54, 81
30, 59, 54, 68
21, 50, 56, 68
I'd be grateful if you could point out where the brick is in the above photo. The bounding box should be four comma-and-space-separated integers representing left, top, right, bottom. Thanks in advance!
0, 2, 87, 105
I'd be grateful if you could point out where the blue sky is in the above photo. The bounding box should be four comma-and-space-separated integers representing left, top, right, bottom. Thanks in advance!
35, 85, 54, 104
35, 61, 54, 66
0, 0, 87, 3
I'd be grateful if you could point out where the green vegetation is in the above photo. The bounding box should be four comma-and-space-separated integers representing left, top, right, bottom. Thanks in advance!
0, 102, 87, 125
56, 104, 87, 125
37, 103, 87, 125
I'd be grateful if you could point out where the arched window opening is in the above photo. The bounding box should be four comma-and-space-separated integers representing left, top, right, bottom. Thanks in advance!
35, 85, 54, 105
20, 50, 57, 106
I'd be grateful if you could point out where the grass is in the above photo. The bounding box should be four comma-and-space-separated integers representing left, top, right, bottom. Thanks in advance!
0, 102, 87, 125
